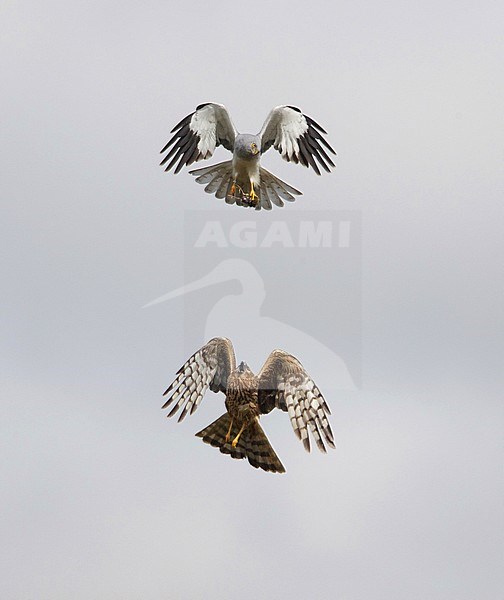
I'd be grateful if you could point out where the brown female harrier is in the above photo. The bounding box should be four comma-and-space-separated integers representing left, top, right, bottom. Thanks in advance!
162, 337, 335, 473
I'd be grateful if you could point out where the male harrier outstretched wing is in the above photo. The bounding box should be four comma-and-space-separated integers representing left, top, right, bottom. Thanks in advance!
257, 349, 335, 452
160, 103, 336, 210
258, 105, 336, 175
160, 103, 237, 174
162, 337, 235, 422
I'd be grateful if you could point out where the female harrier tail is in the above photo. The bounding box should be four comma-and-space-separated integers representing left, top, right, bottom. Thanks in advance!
189, 161, 301, 211
196, 412, 285, 473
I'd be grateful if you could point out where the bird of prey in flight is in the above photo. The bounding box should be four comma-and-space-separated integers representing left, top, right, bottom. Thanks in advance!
162, 337, 335, 473
160, 103, 336, 210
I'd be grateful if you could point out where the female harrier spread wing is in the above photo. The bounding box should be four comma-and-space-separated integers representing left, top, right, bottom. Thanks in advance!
161, 337, 235, 422
257, 349, 335, 453
160, 103, 336, 211
162, 338, 335, 473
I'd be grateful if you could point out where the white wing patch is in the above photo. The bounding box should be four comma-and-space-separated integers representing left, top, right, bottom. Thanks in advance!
192, 105, 218, 159
259, 105, 336, 175
277, 110, 308, 160
160, 103, 236, 174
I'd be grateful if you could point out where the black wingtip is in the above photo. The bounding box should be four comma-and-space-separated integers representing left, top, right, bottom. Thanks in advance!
306, 114, 328, 135
169, 112, 193, 134
167, 403, 180, 418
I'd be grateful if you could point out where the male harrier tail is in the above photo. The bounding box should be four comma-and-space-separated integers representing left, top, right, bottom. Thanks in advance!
160, 103, 336, 211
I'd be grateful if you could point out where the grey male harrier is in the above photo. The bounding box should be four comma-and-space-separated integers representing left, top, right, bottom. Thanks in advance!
160, 103, 336, 210
162, 337, 335, 473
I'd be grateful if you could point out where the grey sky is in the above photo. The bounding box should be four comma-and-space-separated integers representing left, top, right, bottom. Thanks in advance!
1, 1, 503, 599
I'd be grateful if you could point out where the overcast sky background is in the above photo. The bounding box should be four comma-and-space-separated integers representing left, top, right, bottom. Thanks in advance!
1, 1, 503, 598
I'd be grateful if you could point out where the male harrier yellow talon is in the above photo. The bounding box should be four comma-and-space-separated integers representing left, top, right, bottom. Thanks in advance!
249, 182, 259, 202
230, 181, 237, 196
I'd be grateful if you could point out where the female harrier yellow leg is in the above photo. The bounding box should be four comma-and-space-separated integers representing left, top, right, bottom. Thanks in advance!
224, 418, 234, 443
231, 422, 246, 448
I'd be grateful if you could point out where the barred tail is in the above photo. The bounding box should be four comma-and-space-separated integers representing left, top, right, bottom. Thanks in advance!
195, 413, 286, 473
189, 162, 302, 211
189, 160, 235, 201
258, 167, 302, 210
